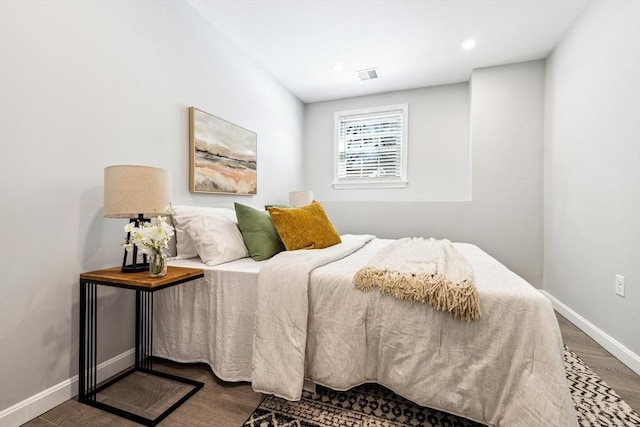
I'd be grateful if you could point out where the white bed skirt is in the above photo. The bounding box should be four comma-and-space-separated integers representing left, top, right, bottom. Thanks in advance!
154, 257, 262, 382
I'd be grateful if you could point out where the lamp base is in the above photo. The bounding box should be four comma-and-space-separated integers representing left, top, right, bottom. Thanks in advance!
121, 214, 150, 273
121, 262, 149, 273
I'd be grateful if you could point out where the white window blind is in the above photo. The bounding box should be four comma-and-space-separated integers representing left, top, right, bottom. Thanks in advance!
334, 104, 408, 189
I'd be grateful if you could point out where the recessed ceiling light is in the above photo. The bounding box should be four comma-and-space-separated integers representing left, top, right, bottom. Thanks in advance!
331, 63, 345, 72
462, 39, 476, 50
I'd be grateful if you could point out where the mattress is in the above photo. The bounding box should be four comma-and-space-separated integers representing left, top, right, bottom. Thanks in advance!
153, 257, 263, 382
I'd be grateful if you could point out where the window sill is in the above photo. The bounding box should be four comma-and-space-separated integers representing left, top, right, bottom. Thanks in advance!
333, 180, 408, 190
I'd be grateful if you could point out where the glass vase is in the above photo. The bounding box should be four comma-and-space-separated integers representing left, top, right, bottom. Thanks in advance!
149, 250, 167, 278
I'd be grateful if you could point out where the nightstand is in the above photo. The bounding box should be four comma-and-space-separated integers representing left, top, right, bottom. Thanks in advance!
79, 266, 205, 426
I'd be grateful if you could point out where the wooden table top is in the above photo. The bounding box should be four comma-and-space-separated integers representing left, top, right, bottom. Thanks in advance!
80, 266, 204, 289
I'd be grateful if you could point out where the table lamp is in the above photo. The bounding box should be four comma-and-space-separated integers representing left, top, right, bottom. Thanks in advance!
104, 165, 172, 272
289, 190, 314, 207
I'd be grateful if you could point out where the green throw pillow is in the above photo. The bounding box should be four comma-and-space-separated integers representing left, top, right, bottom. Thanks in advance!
234, 202, 286, 261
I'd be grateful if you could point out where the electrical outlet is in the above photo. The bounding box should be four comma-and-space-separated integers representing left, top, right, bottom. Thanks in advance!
615, 274, 625, 297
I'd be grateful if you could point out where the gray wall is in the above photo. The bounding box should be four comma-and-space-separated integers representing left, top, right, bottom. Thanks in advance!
307, 61, 545, 288
0, 0, 304, 412
305, 83, 471, 202
544, 0, 640, 355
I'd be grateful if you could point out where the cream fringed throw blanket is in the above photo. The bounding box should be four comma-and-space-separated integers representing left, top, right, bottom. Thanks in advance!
353, 237, 480, 320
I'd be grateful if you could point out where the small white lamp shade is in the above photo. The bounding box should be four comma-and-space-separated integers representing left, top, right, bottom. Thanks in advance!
289, 190, 313, 207
104, 165, 172, 218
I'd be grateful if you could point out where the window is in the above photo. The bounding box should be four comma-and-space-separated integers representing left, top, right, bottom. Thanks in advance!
334, 104, 408, 189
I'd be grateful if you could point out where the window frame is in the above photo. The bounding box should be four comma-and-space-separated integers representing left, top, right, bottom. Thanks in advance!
333, 104, 409, 189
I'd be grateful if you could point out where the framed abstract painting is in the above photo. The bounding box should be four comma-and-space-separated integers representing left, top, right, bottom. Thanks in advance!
189, 107, 257, 194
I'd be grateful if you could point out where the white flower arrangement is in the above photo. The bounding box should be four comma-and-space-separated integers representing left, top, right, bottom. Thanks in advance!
123, 215, 174, 255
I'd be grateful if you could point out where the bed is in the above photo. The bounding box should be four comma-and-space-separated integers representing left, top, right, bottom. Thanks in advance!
154, 232, 578, 427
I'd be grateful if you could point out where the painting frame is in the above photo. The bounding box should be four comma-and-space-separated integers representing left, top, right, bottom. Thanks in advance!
189, 107, 257, 195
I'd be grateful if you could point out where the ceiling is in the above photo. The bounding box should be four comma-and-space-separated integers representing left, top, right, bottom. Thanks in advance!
188, 0, 589, 103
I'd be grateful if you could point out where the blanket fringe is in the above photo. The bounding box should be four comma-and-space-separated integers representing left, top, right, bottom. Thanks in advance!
354, 268, 481, 321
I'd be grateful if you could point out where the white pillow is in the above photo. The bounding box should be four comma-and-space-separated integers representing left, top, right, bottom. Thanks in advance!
185, 215, 249, 266
172, 205, 238, 259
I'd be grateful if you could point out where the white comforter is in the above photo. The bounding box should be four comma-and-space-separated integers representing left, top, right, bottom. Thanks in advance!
252, 235, 578, 427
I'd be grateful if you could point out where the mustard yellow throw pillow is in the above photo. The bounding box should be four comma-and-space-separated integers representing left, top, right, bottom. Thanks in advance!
268, 201, 341, 250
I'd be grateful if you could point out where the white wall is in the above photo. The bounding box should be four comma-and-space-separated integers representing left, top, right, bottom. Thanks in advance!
307, 61, 545, 288
304, 84, 471, 202
0, 0, 303, 418
468, 61, 545, 288
544, 0, 640, 356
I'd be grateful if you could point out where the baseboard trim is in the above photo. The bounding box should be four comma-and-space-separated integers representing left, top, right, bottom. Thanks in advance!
541, 290, 640, 375
0, 348, 135, 427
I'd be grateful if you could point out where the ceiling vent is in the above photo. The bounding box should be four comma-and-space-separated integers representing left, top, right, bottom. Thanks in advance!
355, 68, 380, 81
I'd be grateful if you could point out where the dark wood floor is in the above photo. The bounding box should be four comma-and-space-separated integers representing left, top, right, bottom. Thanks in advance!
555, 313, 640, 411
22, 313, 640, 426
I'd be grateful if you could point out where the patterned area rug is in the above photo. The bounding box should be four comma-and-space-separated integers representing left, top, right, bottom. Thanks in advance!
243, 346, 640, 426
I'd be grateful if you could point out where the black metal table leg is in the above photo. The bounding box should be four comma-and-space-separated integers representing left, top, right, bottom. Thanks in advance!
137, 290, 153, 371
79, 280, 98, 404
79, 280, 86, 401
77, 277, 203, 426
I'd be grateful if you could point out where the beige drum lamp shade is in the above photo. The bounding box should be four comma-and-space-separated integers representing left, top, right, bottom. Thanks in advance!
289, 190, 314, 207
289, 190, 313, 208
104, 165, 172, 218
